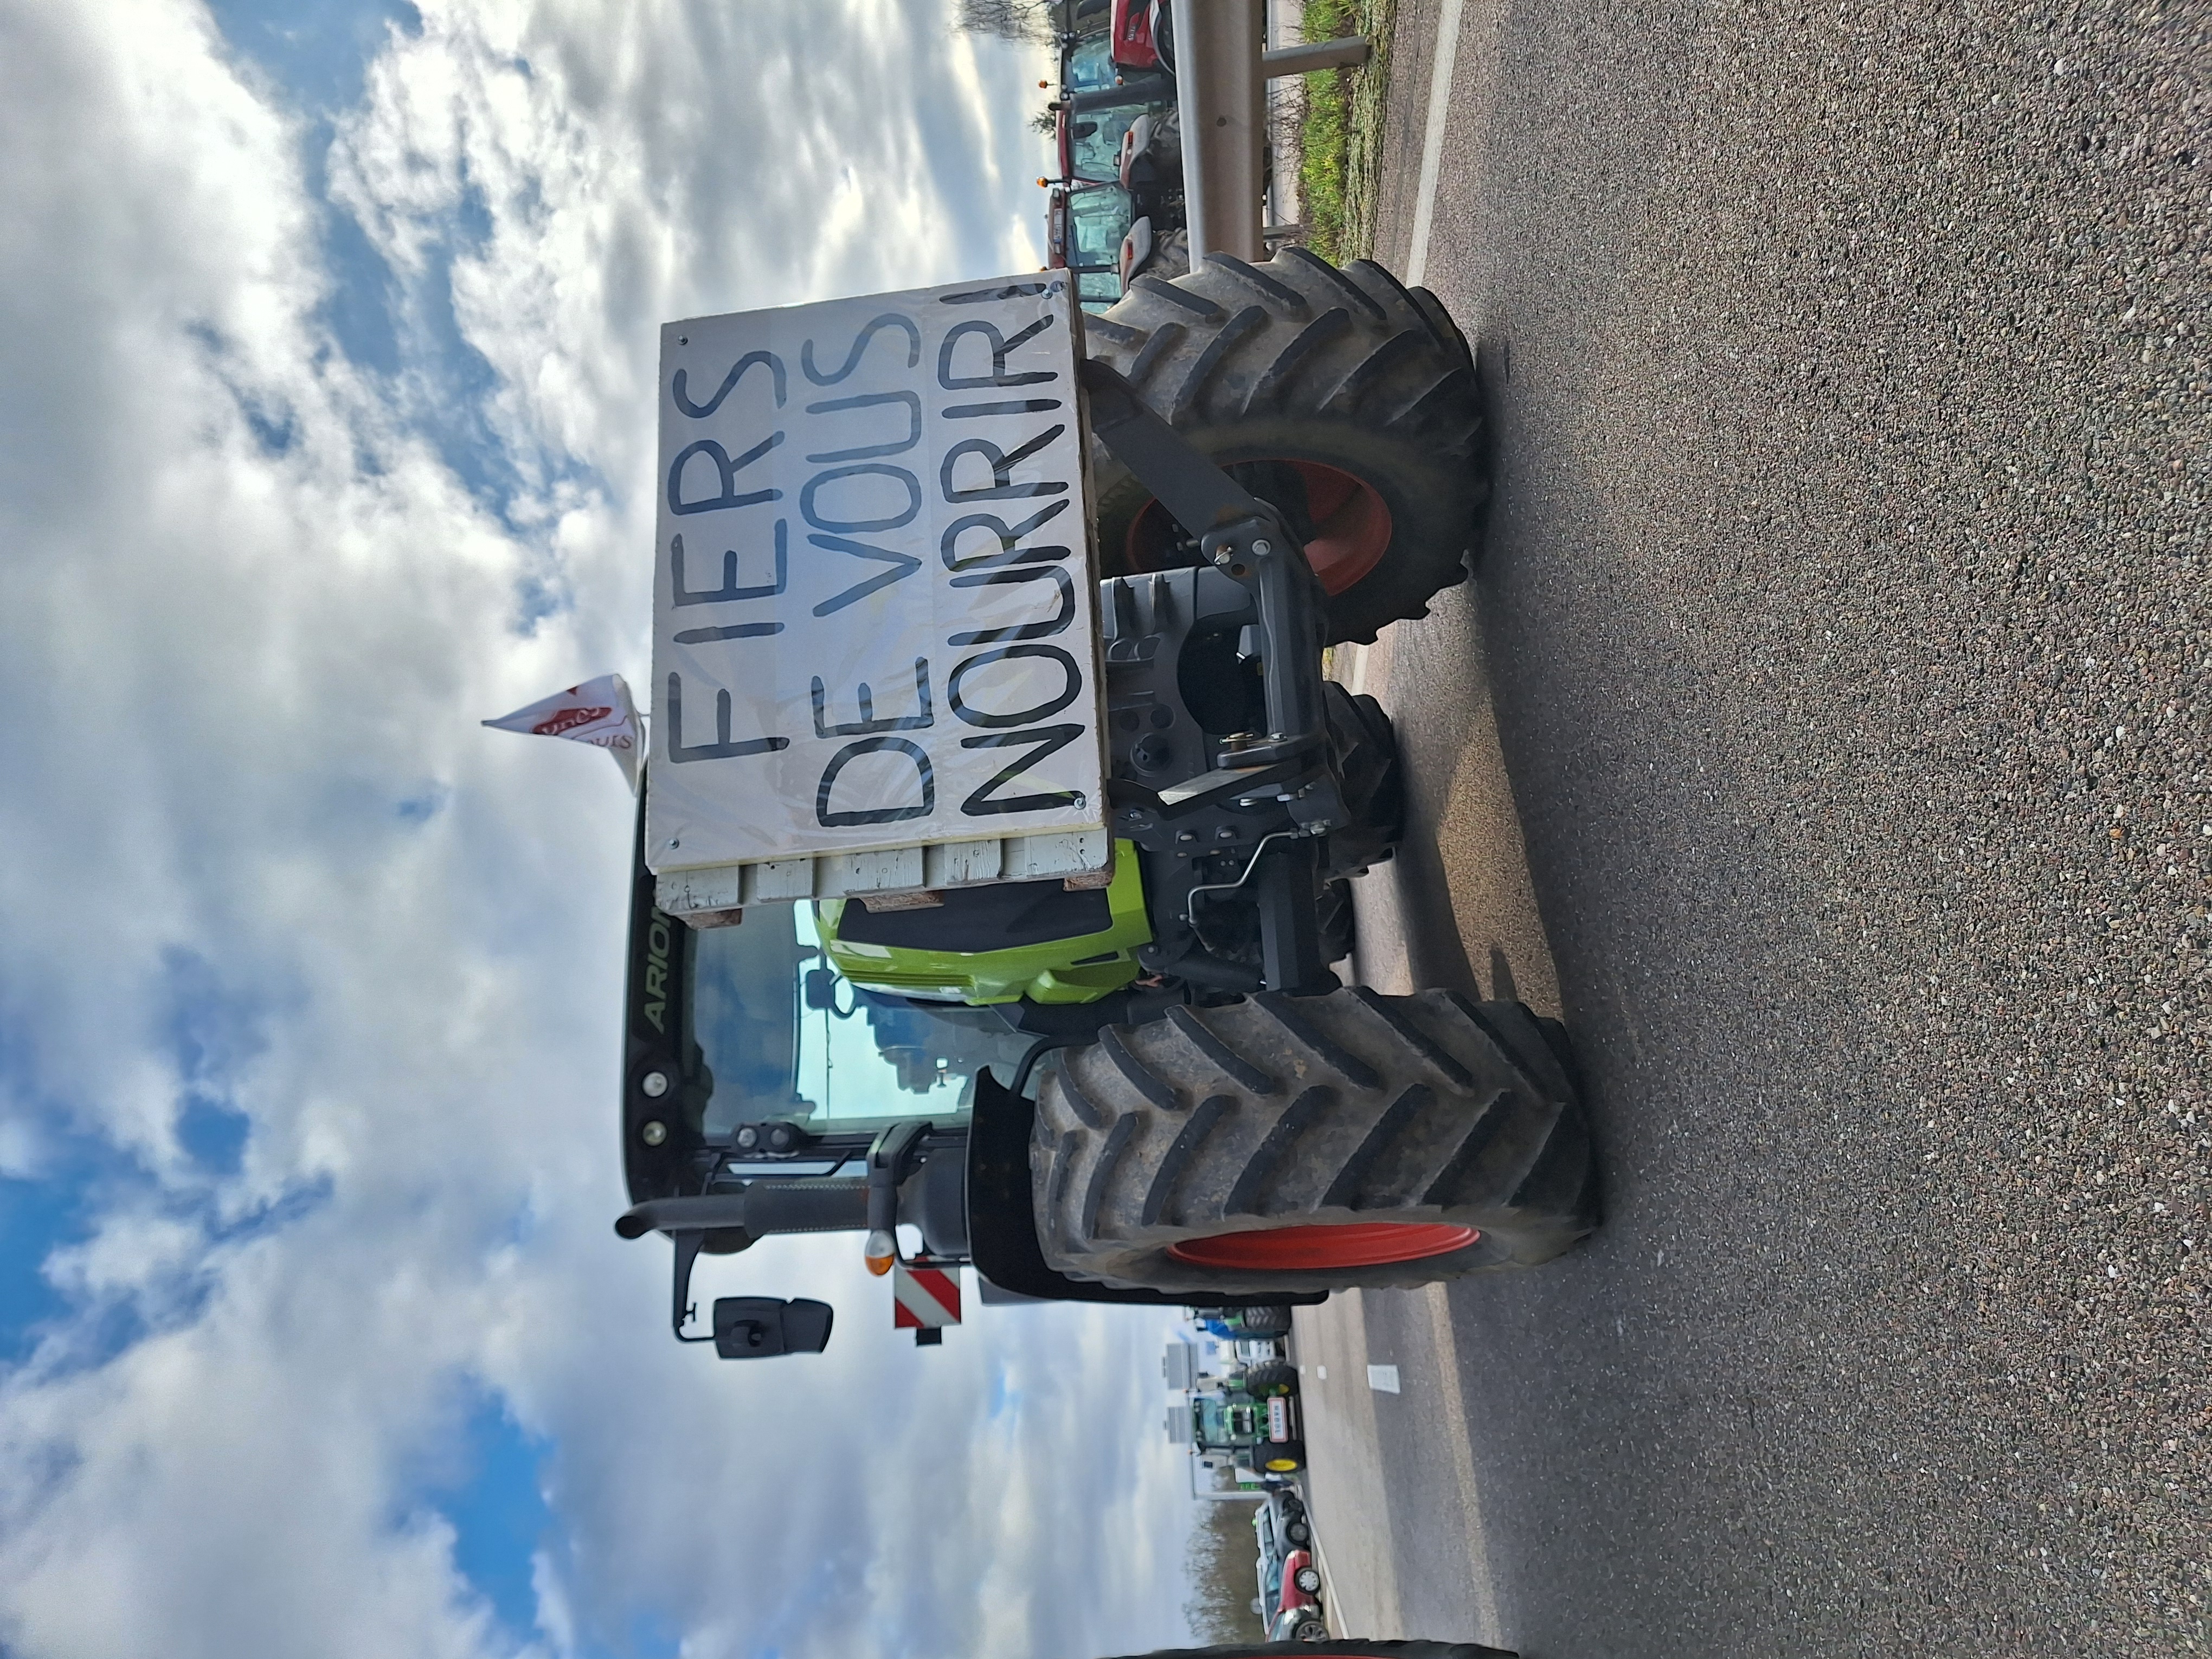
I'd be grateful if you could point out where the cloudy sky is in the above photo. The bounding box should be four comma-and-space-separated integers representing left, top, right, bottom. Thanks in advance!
0, 3, 1204, 1656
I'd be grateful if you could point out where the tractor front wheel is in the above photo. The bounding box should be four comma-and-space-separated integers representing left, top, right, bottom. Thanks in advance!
1082, 247, 1487, 647
1031, 988, 1598, 1295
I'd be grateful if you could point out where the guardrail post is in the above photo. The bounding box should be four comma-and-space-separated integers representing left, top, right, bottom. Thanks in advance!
1171, 0, 1266, 264
1261, 36, 1371, 77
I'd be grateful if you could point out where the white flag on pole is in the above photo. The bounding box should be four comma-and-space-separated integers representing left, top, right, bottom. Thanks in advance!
483, 673, 642, 790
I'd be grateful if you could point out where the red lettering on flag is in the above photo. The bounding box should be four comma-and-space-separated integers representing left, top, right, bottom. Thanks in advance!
532, 705, 613, 736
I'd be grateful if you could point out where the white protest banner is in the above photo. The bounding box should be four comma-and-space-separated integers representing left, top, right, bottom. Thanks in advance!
646, 276, 1103, 874
483, 673, 642, 789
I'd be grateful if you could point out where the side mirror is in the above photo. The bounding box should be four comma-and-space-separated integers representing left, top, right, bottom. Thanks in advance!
1249, 1598, 1265, 1615
712, 1296, 834, 1359
801, 968, 839, 1011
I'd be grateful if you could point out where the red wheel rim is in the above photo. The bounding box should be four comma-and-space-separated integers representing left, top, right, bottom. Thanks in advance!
1166, 1221, 1478, 1270
1124, 460, 1393, 596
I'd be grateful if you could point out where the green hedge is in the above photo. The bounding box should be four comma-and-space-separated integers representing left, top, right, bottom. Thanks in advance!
1297, 0, 1394, 263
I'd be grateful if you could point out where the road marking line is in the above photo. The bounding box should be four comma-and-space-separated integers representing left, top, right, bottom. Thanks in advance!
1405, 0, 1469, 286
1366, 1363, 1402, 1392
1425, 1280, 1502, 1643
1313, 1533, 1345, 1637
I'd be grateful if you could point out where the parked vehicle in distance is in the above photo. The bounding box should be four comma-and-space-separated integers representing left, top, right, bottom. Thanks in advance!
1045, 182, 1139, 311
1270, 1599, 1330, 1645
1253, 1493, 1328, 1642
1062, 103, 1147, 184
1262, 1484, 1313, 1549
1046, 24, 1182, 310
1110, 0, 1163, 69
1198, 1305, 1294, 1340
1063, 30, 1125, 95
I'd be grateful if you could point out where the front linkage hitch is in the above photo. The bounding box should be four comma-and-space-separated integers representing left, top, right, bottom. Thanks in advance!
1081, 356, 1348, 999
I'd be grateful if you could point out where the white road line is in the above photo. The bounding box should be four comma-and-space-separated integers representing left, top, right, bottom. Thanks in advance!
1425, 1280, 1503, 1644
1313, 1533, 1345, 1637
1405, 0, 1469, 287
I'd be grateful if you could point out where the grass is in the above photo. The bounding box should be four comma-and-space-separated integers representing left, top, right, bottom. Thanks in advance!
1296, 0, 1397, 263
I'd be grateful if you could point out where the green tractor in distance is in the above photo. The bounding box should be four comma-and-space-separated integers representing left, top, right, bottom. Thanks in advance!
1167, 1333, 1302, 1478
1172, 1367, 1306, 1478
617, 247, 1600, 1358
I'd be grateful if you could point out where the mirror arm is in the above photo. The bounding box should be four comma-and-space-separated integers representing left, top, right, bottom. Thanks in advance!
866, 1120, 933, 1237
670, 1230, 714, 1342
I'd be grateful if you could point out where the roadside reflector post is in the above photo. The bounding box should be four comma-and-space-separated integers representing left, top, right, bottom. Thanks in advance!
1172, 0, 1266, 265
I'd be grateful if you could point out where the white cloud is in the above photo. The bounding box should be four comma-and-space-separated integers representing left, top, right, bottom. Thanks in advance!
0, 2, 1198, 1657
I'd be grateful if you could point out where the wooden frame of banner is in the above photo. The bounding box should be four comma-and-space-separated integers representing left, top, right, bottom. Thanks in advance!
653, 827, 1114, 918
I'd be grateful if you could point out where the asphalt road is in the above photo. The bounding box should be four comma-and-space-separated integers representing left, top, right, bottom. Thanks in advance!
1297, 0, 2209, 1654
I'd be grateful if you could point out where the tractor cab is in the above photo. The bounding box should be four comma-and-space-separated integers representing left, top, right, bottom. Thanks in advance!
617, 792, 1270, 1351
1177, 1380, 1305, 1478
1059, 102, 1146, 184
1062, 184, 1135, 311
1062, 33, 1120, 93
619, 803, 1043, 1201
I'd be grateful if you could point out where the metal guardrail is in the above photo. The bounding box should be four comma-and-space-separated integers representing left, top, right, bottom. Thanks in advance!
1171, 0, 1266, 262
1262, 36, 1372, 75
1173, 1, 1370, 264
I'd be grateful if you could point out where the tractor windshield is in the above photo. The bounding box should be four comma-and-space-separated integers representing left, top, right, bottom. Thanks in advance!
1195, 1396, 1261, 1446
1064, 185, 1130, 312
1067, 185, 1131, 268
1064, 35, 1118, 92
1066, 105, 1142, 181
680, 903, 1033, 1139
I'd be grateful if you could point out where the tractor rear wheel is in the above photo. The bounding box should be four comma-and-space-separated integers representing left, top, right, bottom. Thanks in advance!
1081, 247, 1487, 646
1228, 1303, 1294, 1338
1031, 988, 1597, 1295
1244, 1360, 1299, 1397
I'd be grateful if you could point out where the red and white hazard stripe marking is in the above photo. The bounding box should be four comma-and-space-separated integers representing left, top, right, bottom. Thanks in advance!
891, 1265, 961, 1329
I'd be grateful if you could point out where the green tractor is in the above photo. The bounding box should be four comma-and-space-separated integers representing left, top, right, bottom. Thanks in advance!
616, 248, 1599, 1354
1173, 1371, 1306, 1478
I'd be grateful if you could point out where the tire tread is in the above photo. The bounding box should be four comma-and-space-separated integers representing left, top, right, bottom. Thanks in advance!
1034, 989, 1598, 1293
1083, 247, 1486, 645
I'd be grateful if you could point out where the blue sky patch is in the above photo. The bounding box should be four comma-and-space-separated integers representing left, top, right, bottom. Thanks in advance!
160, 947, 272, 1089
207, 0, 422, 115
397, 784, 450, 824
438, 1393, 552, 1640
0, 1172, 76, 1361
175, 1092, 250, 1175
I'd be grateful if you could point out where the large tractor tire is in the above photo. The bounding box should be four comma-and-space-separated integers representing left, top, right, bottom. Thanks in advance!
1243, 1360, 1299, 1397
1226, 1303, 1296, 1338
1081, 246, 1486, 646
1032, 988, 1597, 1296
